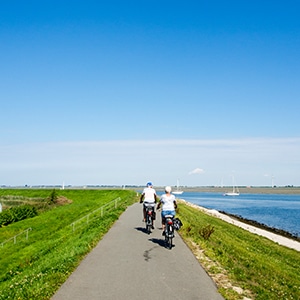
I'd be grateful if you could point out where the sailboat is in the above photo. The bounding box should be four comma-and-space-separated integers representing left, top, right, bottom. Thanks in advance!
224, 176, 240, 196
173, 179, 184, 195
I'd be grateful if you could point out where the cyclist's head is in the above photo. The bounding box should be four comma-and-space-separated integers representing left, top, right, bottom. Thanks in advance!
165, 186, 172, 193
146, 182, 153, 187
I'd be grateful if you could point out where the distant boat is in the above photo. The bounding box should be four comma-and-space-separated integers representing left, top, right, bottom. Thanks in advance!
224, 190, 240, 196
173, 179, 184, 195
224, 176, 240, 196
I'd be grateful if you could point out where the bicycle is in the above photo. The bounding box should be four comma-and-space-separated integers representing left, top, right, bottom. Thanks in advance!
164, 214, 175, 249
145, 205, 155, 234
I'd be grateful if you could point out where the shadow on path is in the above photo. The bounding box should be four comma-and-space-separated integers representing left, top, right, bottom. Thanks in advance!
148, 237, 167, 248
134, 226, 148, 234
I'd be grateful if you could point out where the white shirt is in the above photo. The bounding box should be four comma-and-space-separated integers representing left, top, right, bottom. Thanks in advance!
160, 193, 176, 211
142, 187, 157, 203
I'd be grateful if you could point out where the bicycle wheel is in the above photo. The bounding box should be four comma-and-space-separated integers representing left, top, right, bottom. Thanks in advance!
165, 234, 169, 248
165, 227, 173, 249
146, 215, 151, 234
165, 235, 172, 249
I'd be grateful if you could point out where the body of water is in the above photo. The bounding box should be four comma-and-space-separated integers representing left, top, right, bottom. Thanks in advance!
169, 192, 300, 236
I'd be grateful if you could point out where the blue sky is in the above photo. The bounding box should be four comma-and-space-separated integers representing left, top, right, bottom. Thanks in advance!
1, 1, 299, 187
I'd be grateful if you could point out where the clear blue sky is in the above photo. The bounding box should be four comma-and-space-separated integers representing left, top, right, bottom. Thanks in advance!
1, 1, 299, 187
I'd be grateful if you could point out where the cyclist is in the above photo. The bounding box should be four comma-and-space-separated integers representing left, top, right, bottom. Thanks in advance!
157, 186, 177, 235
140, 182, 158, 228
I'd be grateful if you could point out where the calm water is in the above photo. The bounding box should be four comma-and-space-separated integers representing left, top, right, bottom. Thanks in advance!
170, 192, 300, 236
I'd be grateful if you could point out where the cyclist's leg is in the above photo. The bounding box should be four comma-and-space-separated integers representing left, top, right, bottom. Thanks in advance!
161, 210, 167, 235
149, 203, 155, 228
143, 203, 146, 221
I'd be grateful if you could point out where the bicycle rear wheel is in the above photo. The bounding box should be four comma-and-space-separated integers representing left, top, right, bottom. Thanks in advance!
165, 225, 173, 249
167, 236, 172, 249
146, 215, 152, 234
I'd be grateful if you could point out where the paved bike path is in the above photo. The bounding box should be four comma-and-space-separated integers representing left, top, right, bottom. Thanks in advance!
52, 203, 224, 300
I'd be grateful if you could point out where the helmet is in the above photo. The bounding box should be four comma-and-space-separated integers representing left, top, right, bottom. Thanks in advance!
165, 186, 172, 193
146, 182, 153, 187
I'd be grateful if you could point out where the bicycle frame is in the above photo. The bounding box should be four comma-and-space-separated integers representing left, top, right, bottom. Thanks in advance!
145, 206, 154, 234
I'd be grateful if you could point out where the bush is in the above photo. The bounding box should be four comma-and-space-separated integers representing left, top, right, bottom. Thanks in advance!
199, 224, 215, 240
0, 209, 14, 226
47, 189, 58, 204
0, 205, 38, 226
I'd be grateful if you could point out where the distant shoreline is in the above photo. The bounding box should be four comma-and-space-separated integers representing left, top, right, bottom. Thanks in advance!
134, 186, 300, 194
4, 186, 300, 194
170, 186, 300, 194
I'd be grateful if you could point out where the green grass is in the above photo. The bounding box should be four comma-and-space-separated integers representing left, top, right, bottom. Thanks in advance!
1, 189, 299, 300
177, 203, 300, 300
0, 189, 138, 300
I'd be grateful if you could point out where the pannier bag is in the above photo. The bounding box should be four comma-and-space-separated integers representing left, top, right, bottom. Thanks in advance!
173, 217, 183, 230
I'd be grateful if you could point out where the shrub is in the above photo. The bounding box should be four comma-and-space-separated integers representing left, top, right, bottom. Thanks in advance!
0, 209, 14, 226
0, 205, 38, 226
47, 189, 58, 204
199, 224, 215, 240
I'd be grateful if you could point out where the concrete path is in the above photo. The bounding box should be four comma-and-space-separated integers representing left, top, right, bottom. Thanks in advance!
52, 203, 224, 300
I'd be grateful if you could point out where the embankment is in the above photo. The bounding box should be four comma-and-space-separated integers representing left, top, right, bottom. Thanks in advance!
179, 199, 300, 252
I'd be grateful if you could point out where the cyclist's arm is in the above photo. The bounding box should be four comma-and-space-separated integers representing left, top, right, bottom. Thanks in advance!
140, 193, 144, 203
156, 200, 161, 210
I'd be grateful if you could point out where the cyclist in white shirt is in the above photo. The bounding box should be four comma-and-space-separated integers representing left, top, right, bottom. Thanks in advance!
140, 182, 158, 228
157, 186, 177, 235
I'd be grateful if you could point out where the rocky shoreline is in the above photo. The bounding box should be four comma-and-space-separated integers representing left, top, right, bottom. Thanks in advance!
171, 187, 300, 241
179, 199, 300, 252
219, 210, 300, 242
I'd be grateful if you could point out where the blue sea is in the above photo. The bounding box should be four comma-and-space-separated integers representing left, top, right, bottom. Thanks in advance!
169, 192, 300, 236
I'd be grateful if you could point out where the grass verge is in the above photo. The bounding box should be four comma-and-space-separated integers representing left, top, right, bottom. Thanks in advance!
176, 202, 300, 300
0, 189, 138, 300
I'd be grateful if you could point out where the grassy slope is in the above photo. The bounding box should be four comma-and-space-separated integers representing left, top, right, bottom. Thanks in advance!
0, 189, 138, 300
1, 189, 299, 299
177, 203, 300, 300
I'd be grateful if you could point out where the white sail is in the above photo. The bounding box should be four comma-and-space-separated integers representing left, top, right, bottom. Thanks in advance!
173, 179, 184, 195
224, 176, 239, 196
